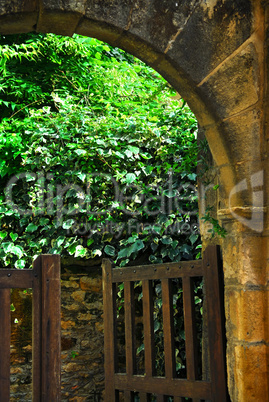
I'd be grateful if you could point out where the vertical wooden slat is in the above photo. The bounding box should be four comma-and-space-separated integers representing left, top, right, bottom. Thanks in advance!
142, 280, 155, 376
124, 281, 136, 375
162, 278, 175, 379
32, 256, 42, 401
203, 245, 228, 401
182, 276, 198, 380
41, 254, 61, 401
124, 389, 134, 401
140, 392, 150, 402
103, 259, 117, 402
0, 289, 11, 401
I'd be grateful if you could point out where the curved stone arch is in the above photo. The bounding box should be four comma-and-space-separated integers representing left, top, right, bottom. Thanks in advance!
0, 1, 268, 401
0, 0, 260, 197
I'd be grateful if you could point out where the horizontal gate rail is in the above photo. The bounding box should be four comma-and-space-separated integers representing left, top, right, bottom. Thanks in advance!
111, 260, 202, 282
113, 375, 212, 399
0, 269, 35, 288
0, 254, 61, 401
103, 245, 228, 401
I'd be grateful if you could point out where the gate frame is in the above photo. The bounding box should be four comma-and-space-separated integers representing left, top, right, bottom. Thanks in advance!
102, 245, 228, 401
0, 254, 61, 402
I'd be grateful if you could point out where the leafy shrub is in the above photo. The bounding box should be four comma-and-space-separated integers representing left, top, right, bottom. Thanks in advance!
0, 33, 200, 268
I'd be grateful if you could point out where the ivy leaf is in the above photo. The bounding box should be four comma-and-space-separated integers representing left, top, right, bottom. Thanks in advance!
40, 218, 50, 226
0, 231, 7, 241
163, 189, 177, 198
161, 235, 173, 245
125, 173, 136, 184
2, 242, 14, 253
56, 236, 65, 247
10, 245, 24, 259
92, 249, 102, 257
74, 245, 87, 258
63, 219, 75, 229
128, 146, 139, 154
68, 242, 78, 255
10, 232, 18, 242
76, 172, 87, 182
104, 245, 115, 257
15, 259, 26, 269
25, 223, 38, 233
118, 239, 144, 259
118, 247, 129, 259
74, 149, 87, 156
189, 233, 199, 245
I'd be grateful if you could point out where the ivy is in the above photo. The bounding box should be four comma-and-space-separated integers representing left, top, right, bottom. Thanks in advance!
0, 32, 201, 269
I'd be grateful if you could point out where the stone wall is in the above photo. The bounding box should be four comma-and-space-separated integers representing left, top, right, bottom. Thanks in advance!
10, 265, 104, 402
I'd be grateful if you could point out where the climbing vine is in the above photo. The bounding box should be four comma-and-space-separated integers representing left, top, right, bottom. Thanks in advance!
0, 32, 201, 269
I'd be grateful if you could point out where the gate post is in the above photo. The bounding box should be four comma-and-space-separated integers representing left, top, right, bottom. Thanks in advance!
33, 254, 61, 402
203, 246, 228, 401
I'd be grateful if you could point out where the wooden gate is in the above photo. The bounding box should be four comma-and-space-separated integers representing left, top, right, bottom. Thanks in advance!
0, 255, 61, 401
102, 245, 228, 401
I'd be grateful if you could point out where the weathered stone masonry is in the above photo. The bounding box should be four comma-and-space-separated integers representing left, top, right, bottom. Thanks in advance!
1, 1, 268, 400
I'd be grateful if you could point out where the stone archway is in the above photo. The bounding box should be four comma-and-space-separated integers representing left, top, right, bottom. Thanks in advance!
0, 1, 268, 400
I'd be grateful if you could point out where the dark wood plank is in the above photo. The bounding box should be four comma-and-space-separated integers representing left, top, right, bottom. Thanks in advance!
114, 375, 211, 399
142, 280, 155, 377
124, 281, 136, 375
0, 269, 34, 288
0, 289, 11, 401
124, 389, 134, 401
156, 395, 165, 402
112, 261, 203, 282
173, 397, 184, 402
102, 259, 117, 402
182, 276, 198, 380
32, 256, 42, 402
40, 254, 61, 401
162, 279, 176, 379
203, 246, 228, 401
139, 392, 150, 402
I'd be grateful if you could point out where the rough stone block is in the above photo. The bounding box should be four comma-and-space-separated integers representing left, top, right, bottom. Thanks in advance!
80, 276, 102, 292
218, 159, 264, 210
166, 0, 253, 83
126, 0, 199, 54
61, 280, 79, 288
76, 18, 122, 46
0, 0, 37, 15
72, 290, 86, 302
84, 0, 133, 30
222, 233, 268, 286
37, 10, 81, 36
226, 288, 267, 342
199, 42, 260, 120
41, 0, 86, 13
234, 344, 269, 401
219, 107, 263, 164
0, 14, 38, 34
61, 320, 76, 330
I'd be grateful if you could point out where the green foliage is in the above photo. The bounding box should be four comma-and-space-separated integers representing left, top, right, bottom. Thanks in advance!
0, 32, 200, 268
